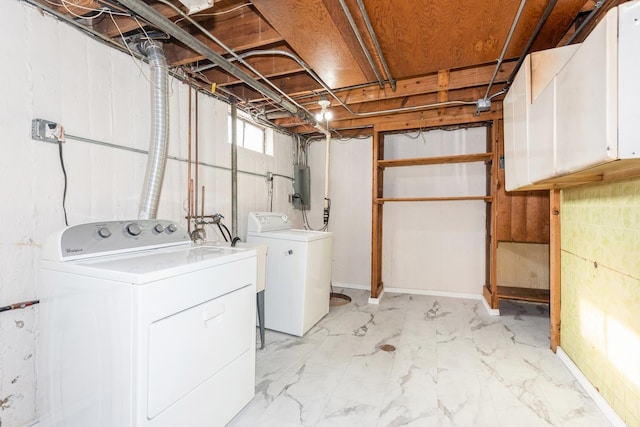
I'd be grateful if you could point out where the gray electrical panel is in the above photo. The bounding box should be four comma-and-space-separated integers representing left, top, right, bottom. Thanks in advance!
292, 165, 310, 210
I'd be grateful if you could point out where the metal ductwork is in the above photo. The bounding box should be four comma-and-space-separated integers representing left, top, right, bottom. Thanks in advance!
138, 40, 169, 220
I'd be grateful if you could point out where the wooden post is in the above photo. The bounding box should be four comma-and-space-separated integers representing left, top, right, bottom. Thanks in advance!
482, 121, 499, 309
549, 189, 561, 352
371, 130, 384, 298
437, 70, 450, 116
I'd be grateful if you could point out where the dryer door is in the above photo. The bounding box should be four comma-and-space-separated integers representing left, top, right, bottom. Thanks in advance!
146, 283, 254, 418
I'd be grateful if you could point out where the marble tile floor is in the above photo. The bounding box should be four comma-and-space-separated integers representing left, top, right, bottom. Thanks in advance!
228, 289, 611, 427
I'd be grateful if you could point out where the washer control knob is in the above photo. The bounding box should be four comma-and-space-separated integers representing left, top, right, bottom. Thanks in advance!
98, 227, 112, 238
126, 223, 142, 236
167, 223, 178, 233
154, 223, 165, 233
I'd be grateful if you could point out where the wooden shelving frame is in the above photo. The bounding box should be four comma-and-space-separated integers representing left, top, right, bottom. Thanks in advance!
378, 153, 493, 168
377, 196, 492, 203
371, 118, 499, 304
371, 115, 551, 315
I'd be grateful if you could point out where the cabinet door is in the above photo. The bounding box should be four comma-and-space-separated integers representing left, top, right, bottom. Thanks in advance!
555, 8, 618, 175
528, 77, 556, 184
618, 1, 640, 158
504, 55, 531, 191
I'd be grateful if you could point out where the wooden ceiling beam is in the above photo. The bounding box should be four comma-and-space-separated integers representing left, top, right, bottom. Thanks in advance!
221, 72, 321, 103
219, 60, 514, 107
92, 3, 178, 38
202, 53, 306, 86
164, 32, 283, 66
162, 13, 283, 66
273, 85, 491, 125
372, 102, 502, 132
286, 102, 503, 136
333, 60, 516, 106
36, 0, 103, 18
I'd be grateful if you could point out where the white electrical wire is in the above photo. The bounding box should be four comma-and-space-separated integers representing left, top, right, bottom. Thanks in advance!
41, 0, 128, 19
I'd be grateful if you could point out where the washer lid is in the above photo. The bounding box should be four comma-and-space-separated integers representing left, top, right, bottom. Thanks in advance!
247, 212, 292, 232
247, 228, 333, 242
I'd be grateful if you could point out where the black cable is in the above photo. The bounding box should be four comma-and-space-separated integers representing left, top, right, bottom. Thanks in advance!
293, 193, 328, 232
219, 222, 233, 242
216, 223, 229, 242
0, 300, 39, 313
323, 197, 331, 226
57, 141, 69, 226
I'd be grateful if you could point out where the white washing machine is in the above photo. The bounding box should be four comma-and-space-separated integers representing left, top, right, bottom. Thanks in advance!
246, 212, 333, 337
37, 219, 257, 427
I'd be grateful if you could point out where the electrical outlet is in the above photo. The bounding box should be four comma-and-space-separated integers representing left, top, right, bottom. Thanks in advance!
32, 118, 63, 143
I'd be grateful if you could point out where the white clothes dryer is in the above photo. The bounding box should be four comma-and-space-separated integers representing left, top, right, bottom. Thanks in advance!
38, 219, 257, 427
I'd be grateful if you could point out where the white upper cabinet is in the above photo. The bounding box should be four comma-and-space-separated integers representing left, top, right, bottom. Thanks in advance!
503, 45, 578, 190
618, 1, 640, 159
504, 0, 640, 191
555, 8, 618, 175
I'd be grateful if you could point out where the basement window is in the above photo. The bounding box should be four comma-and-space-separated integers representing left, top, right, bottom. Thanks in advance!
228, 110, 273, 156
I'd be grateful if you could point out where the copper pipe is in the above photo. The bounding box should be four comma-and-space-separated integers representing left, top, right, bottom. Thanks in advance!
201, 185, 205, 226
187, 87, 192, 233
194, 92, 199, 224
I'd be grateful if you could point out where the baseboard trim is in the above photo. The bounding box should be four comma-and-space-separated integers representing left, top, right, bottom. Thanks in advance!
481, 295, 501, 316
556, 347, 627, 427
384, 287, 500, 316
330, 283, 499, 315
368, 288, 384, 305
331, 282, 370, 291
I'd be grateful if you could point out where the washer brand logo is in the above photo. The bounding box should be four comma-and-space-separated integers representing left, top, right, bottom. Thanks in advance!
65, 248, 84, 254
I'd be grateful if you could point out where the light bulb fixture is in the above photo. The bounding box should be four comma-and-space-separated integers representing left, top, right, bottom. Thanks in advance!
316, 94, 332, 122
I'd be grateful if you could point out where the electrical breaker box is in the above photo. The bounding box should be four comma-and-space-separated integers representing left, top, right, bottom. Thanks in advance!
292, 165, 310, 210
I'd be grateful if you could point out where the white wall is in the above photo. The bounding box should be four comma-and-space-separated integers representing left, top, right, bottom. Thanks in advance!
308, 137, 373, 289
307, 127, 488, 297
381, 128, 488, 295
0, 3, 297, 425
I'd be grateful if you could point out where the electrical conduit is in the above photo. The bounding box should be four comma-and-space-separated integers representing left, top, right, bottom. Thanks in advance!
138, 40, 169, 220
323, 125, 330, 226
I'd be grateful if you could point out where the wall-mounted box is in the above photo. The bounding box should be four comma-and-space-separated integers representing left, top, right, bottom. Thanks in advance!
504, 0, 640, 191
292, 164, 310, 210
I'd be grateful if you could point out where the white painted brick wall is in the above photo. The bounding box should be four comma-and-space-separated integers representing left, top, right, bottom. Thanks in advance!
0, 2, 297, 425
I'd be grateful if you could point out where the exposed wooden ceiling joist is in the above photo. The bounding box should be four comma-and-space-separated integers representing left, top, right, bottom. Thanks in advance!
30, 0, 628, 137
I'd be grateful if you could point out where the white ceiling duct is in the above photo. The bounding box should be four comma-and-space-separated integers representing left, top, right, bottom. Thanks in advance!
138, 40, 169, 220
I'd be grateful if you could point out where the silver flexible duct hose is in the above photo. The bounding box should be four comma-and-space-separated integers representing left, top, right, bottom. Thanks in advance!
138, 40, 169, 220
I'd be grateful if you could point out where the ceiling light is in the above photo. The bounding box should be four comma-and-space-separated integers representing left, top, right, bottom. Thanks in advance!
317, 94, 330, 109
316, 94, 332, 122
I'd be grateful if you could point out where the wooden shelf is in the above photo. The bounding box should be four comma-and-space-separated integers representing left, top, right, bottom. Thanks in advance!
377, 196, 492, 203
497, 286, 550, 304
378, 152, 493, 168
